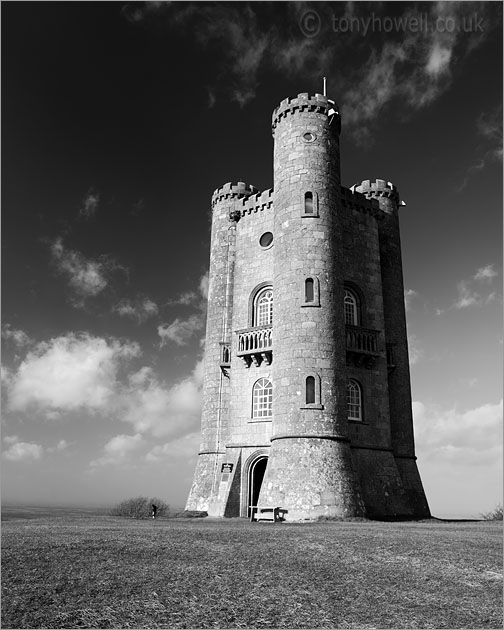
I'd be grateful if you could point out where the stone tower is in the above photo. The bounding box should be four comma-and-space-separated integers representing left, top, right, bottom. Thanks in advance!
185, 92, 430, 521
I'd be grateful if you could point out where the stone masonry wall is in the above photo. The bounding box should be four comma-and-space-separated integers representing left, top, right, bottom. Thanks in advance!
259, 93, 365, 519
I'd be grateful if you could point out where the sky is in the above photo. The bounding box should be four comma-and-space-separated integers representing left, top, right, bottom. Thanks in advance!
2, 1, 502, 518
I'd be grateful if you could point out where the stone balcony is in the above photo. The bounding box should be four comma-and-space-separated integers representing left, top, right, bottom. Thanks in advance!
236, 325, 272, 368
346, 325, 381, 368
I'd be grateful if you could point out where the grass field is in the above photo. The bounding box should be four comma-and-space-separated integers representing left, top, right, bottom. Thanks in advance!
1, 507, 502, 629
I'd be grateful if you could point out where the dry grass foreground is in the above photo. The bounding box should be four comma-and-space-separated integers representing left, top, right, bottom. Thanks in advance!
1, 510, 502, 629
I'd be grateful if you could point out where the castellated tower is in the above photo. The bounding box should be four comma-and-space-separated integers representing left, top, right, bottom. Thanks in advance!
186, 93, 430, 520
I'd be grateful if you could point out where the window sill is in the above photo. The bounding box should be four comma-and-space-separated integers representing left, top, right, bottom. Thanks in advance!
300, 404, 324, 410
248, 418, 273, 423
300, 303, 321, 308
301, 213, 319, 218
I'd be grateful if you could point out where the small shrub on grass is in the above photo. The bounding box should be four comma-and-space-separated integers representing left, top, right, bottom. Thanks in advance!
111, 496, 170, 519
480, 504, 503, 521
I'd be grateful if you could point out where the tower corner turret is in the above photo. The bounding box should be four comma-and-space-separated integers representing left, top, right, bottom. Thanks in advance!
351, 179, 403, 214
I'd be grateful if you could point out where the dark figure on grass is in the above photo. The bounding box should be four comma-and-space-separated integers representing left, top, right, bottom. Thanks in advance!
151, 504, 157, 519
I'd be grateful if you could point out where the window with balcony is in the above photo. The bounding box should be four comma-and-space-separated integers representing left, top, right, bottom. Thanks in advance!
344, 288, 359, 325
254, 288, 273, 326
347, 379, 362, 421
252, 378, 272, 419
344, 284, 380, 369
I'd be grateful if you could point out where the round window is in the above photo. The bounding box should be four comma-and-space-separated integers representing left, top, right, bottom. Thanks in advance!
259, 232, 273, 248
303, 132, 316, 142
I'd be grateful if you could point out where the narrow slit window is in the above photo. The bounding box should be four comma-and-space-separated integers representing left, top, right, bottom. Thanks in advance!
304, 192, 314, 214
306, 376, 315, 404
305, 278, 314, 303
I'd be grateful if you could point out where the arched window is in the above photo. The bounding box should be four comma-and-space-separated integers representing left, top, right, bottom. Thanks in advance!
305, 278, 314, 303
306, 376, 315, 404
252, 378, 273, 418
347, 379, 362, 421
304, 192, 313, 214
254, 288, 273, 326
344, 288, 359, 326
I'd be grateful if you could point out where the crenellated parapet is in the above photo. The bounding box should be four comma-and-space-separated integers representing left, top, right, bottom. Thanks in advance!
211, 182, 259, 208
340, 186, 382, 219
272, 93, 340, 135
239, 188, 273, 218
350, 179, 401, 206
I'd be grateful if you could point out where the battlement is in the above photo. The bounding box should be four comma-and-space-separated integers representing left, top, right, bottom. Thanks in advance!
240, 188, 274, 217
212, 182, 259, 208
272, 93, 339, 133
340, 186, 383, 219
350, 179, 401, 205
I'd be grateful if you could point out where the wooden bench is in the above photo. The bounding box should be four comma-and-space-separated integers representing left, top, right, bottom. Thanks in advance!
250, 506, 284, 523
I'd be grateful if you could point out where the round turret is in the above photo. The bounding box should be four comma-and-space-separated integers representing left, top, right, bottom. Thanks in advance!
272, 92, 340, 136
257, 92, 364, 519
351, 179, 400, 214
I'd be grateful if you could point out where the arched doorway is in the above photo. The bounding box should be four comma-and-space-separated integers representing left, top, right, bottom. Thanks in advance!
247, 455, 268, 518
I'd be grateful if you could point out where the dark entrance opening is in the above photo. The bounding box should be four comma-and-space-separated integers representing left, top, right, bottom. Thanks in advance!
247, 456, 268, 518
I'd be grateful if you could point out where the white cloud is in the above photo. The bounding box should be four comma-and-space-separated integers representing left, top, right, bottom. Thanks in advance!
145, 432, 200, 463
454, 280, 481, 309
1, 324, 33, 347
408, 331, 423, 366
119, 360, 203, 439
404, 289, 418, 313
413, 399, 503, 467
79, 187, 100, 219
47, 439, 71, 453
1, 365, 13, 389
474, 264, 498, 283
122, 3, 332, 108
90, 433, 145, 468
168, 271, 209, 306
477, 106, 503, 161
199, 271, 209, 300
4, 329, 204, 450
441, 265, 501, 311
114, 297, 159, 323
158, 315, 204, 347
458, 106, 503, 189
121, 2, 497, 134
3, 440, 44, 462
6, 333, 140, 414
425, 42, 452, 76
3, 435, 20, 445
169, 292, 198, 306
50, 237, 125, 306
159, 272, 208, 346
